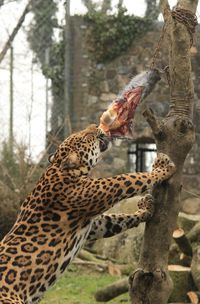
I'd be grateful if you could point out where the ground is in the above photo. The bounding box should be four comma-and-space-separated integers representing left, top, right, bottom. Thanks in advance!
41, 265, 129, 304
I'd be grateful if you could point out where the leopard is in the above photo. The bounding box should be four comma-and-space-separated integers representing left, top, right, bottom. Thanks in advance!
0, 124, 176, 304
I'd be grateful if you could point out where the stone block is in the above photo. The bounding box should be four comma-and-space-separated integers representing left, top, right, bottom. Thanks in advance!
88, 95, 98, 105
100, 93, 117, 102
107, 79, 119, 93
117, 66, 130, 75
117, 74, 129, 89
113, 157, 126, 170
106, 69, 117, 79
99, 80, 109, 93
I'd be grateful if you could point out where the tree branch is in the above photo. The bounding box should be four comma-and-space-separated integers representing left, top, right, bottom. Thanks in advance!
0, 0, 33, 64
159, 0, 171, 22
143, 107, 165, 141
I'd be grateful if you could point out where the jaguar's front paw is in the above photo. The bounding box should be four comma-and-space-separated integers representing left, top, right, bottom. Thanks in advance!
152, 153, 176, 179
137, 194, 154, 220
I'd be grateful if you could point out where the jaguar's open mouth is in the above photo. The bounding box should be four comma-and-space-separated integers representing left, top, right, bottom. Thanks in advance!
99, 136, 110, 152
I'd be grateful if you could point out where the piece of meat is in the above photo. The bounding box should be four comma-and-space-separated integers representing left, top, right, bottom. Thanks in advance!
99, 69, 161, 138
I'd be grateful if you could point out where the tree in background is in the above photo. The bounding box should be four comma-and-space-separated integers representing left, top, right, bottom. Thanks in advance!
0, 141, 43, 240
28, 0, 57, 67
82, 0, 112, 13
28, 0, 66, 151
82, 0, 159, 18
145, 0, 160, 19
81, 0, 97, 13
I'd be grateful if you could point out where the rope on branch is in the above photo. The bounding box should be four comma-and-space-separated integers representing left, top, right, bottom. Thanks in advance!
150, 7, 197, 69
171, 7, 198, 46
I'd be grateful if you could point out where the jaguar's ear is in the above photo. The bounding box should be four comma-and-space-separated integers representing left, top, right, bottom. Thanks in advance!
60, 152, 80, 170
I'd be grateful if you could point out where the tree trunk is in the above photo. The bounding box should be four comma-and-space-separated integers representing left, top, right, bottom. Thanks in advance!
145, 0, 160, 20
64, 0, 72, 138
129, 0, 198, 303
101, 0, 111, 14
81, 0, 96, 13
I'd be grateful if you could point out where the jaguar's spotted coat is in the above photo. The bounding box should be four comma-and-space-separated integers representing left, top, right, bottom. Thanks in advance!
0, 124, 175, 304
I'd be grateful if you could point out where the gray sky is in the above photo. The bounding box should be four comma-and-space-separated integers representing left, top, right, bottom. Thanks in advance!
71, 0, 146, 16
71, 0, 200, 17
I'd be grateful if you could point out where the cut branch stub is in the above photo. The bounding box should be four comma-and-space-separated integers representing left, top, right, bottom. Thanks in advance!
187, 291, 200, 304
173, 228, 193, 257
168, 265, 196, 303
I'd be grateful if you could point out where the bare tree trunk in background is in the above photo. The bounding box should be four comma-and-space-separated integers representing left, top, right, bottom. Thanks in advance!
129, 0, 198, 303
82, 0, 112, 14
0, 0, 32, 64
9, 45, 14, 155
81, 0, 96, 13
118, 0, 124, 7
145, 0, 160, 19
101, 0, 111, 13
64, 0, 71, 137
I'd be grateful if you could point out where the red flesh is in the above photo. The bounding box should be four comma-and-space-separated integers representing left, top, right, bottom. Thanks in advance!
99, 86, 143, 138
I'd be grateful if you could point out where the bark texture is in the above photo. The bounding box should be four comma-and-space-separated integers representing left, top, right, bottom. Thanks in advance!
129, 0, 198, 303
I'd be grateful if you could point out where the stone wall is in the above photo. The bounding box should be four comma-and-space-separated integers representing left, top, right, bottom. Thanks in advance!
70, 17, 200, 203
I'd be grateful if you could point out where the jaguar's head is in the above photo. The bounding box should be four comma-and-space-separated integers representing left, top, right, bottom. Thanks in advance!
48, 124, 111, 173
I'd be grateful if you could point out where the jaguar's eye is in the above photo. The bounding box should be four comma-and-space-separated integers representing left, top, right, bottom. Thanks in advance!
97, 132, 105, 140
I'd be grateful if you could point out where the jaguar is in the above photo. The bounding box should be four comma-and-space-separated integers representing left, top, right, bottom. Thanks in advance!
0, 124, 176, 303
